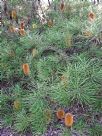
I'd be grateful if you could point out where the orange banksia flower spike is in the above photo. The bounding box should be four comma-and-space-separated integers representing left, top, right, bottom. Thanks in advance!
20, 21, 25, 29
60, 2, 64, 11
56, 109, 65, 120
19, 28, 26, 36
22, 63, 30, 75
65, 113, 74, 127
88, 11, 96, 21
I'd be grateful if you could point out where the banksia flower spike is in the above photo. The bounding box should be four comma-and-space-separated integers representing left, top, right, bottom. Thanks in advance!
8, 50, 15, 57
20, 21, 25, 29
60, 75, 68, 87
47, 19, 53, 27
32, 24, 37, 29
60, 1, 64, 11
83, 31, 93, 37
56, 109, 65, 120
22, 63, 30, 75
11, 9, 17, 20
88, 12, 96, 21
32, 48, 38, 57
45, 109, 52, 124
9, 26, 15, 33
13, 100, 21, 110
61, 75, 66, 81
65, 113, 74, 127
65, 34, 73, 47
19, 28, 26, 36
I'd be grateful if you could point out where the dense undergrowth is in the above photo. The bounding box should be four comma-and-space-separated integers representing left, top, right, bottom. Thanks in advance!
0, 0, 102, 136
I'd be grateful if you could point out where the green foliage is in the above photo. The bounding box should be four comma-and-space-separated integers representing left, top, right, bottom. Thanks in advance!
51, 56, 101, 106
1, 0, 102, 135
89, 123, 102, 136
14, 110, 30, 132
37, 55, 60, 81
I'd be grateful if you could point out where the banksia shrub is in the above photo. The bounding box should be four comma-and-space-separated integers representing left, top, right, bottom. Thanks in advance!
56, 109, 65, 120
64, 113, 74, 127
22, 63, 30, 75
